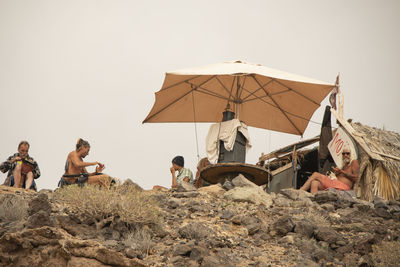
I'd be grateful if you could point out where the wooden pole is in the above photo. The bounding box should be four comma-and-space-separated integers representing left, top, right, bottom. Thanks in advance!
292, 146, 297, 189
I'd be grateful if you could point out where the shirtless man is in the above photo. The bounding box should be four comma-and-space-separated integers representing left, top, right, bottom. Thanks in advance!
300, 147, 360, 194
61, 138, 112, 187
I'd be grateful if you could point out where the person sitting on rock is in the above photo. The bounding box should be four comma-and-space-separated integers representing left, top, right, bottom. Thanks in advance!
0, 141, 40, 190
170, 156, 193, 188
194, 157, 211, 188
300, 147, 359, 194
59, 138, 114, 188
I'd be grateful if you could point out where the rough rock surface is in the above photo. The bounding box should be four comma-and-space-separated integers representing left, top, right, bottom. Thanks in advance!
1, 182, 400, 266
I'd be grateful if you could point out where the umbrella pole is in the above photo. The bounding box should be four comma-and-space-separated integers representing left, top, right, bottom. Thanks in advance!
236, 76, 240, 120
191, 91, 200, 162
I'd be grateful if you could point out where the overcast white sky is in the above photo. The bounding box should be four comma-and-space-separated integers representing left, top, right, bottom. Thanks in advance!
1, 0, 399, 190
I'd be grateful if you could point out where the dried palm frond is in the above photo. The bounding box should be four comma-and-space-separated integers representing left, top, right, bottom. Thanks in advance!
351, 122, 400, 200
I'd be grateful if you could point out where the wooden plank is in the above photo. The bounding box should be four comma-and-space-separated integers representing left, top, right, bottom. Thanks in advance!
292, 146, 298, 189
331, 108, 383, 161
372, 151, 400, 161
271, 162, 293, 176
259, 136, 320, 162
338, 92, 344, 119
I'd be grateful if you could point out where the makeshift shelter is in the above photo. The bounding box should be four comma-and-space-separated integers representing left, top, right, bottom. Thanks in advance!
347, 121, 400, 201
258, 136, 320, 193
258, 110, 400, 201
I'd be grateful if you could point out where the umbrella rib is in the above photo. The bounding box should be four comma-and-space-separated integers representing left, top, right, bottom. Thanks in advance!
241, 78, 275, 101
251, 75, 302, 135
143, 89, 196, 122
192, 85, 231, 101
241, 88, 320, 125
161, 75, 202, 91
186, 82, 231, 101
242, 88, 292, 103
274, 79, 320, 106
143, 76, 216, 122
215, 76, 235, 100
237, 75, 247, 101
228, 76, 235, 102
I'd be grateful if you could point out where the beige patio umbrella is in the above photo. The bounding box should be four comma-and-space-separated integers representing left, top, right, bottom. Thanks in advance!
143, 60, 335, 136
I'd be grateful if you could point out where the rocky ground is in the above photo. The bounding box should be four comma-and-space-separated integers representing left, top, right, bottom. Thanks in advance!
0, 175, 400, 267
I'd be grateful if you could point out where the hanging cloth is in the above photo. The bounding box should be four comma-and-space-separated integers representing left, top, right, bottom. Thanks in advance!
206, 119, 251, 164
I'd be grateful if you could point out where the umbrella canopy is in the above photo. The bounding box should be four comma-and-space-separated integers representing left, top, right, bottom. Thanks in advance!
143, 61, 335, 136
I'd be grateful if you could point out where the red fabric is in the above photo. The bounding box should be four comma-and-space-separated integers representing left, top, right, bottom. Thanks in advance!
320, 175, 351, 191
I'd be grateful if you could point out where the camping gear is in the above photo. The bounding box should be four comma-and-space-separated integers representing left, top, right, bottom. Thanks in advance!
217, 110, 247, 163
143, 60, 335, 136
205, 110, 251, 164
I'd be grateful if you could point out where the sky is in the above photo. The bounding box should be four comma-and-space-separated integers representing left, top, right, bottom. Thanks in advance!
1, 0, 399, 190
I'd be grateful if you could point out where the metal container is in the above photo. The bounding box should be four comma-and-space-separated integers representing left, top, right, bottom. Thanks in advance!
217, 110, 247, 163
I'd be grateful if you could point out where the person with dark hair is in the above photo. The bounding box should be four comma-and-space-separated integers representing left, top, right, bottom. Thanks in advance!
170, 155, 193, 188
59, 138, 113, 187
0, 141, 40, 190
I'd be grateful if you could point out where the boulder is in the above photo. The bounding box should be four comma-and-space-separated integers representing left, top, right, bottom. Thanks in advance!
198, 184, 225, 197
223, 186, 273, 206
176, 181, 197, 192
28, 193, 51, 216
201, 256, 221, 267
173, 191, 200, 198
219, 210, 234, 220
280, 188, 314, 201
167, 198, 181, 209
245, 223, 261, 235
279, 234, 295, 245
294, 219, 316, 238
315, 226, 339, 244
178, 223, 212, 240
272, 215, 295, 236
314, 190, 338, 204
190, 245, 210, 262
373, 197, 388, 210
26, 210, 53, 229
272, 196, 292, 207
231, 174, 258, 188
222, 180, 234, 190
122, 178, 144, 191
173, 244, 193, 256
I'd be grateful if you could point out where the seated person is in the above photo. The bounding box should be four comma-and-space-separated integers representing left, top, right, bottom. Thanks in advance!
194, 157, 211, 188
0, 141, 40, 190
59, 138, 113, 188
170, 156, 193, 188
300, 147, 359, 194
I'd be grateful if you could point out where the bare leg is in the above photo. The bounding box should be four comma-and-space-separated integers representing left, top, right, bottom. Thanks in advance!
300, 172, 321, 191
310, 180, 324, 194
13, 164, 22, 188
153, 185, 168, 190
25, 172, 34, 189
88, 174, 112, 188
